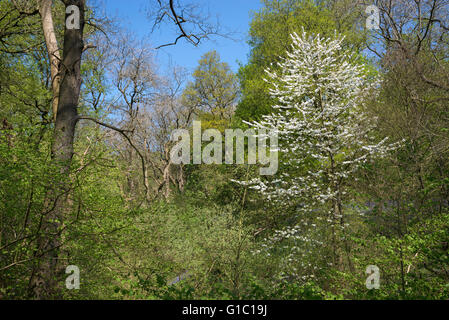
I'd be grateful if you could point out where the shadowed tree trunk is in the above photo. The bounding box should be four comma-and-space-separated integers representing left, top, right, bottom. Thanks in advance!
29, 0, 85, 300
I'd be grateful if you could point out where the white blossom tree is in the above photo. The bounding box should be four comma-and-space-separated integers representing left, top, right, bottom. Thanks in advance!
243, 30, 401, 277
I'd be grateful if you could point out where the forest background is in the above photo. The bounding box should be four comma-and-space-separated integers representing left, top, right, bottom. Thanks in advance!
0, 0, 448, 299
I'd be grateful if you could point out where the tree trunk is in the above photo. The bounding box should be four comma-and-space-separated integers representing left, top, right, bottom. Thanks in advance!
38, 0, 61, 122
29, 0, 85, 299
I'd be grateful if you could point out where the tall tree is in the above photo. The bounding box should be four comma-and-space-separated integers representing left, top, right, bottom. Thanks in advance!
241, 30, 399, 275
29, 0, 86, 299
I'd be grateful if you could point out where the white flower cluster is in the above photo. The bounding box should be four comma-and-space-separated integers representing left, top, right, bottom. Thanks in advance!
242, 30, 399, 205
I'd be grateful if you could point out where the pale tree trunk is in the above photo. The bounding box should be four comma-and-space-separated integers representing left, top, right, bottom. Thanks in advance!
38, 0, 61, 122
29, 0, 85, 299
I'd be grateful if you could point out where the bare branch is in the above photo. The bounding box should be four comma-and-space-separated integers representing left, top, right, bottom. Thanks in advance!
148, 0, 223, 49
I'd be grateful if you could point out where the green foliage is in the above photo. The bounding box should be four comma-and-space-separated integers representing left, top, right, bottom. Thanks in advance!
183, 50, 238, 120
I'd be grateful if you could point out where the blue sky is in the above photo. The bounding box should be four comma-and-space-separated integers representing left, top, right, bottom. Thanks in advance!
103, 0, 263, 74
